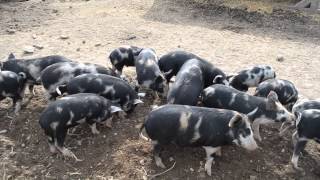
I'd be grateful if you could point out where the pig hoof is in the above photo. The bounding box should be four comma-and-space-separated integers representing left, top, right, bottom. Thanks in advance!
155, 157, 166, 168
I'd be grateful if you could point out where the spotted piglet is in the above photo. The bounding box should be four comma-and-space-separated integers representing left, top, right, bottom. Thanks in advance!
229, 65, 276, 92
39, 93, 122, 161
40, 62, 119, 100
202, 84, 295, 141
291, 109, 320, 171
135, 48, 166, 99
109, 46, 143, 74
158, 50, 228, 87
0, 53, 71, 96
0, 71, 27, 114
167, 58, 204, 105
140, 104, 258, 176
254, 79, 298, 111
57, 74, 143, 113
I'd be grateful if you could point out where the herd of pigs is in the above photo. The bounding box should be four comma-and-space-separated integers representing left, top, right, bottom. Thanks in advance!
1, 46, 320, 176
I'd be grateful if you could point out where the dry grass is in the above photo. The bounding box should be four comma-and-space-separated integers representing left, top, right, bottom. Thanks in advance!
193, 0, 299, 13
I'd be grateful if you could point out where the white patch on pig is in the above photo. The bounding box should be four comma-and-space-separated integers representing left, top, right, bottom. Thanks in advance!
179, 111, 192, 131
239, 131, 258, 151
145, 59, 155, 67
67, 111, 75, 125
27, 64, 41, 80
190, 117, 203, 143
56, 107, 63, 113
50, 122, 59, 130
103, 85, 115, 95
96, 78, 103, 85
229, 93, 236, 106
76, 118, 86, 124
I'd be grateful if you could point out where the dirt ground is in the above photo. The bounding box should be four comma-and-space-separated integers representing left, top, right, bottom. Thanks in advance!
0, 0, 320, 179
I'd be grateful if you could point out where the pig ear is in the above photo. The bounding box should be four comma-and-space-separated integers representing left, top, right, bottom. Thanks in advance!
213, 75, 223, 84
18, 72, 27, 79
133, 99, 143, 105
163, 69, 173, 76
110, 106, 123, 113
266, 91, 279, 110
228, 113, 243, 128
155, 75, 165, 83
8, 53, 15, 61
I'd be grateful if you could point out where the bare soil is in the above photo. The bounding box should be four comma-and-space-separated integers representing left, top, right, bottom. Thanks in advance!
0, 0, 320, 179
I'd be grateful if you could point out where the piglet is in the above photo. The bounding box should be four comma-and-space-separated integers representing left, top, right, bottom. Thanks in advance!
229, 65, 276, 91
202, 84, 295, 141
40, 62, 119, 100
57, 74, 143, 113
135, 48, 166, 98
109, 46, 143, 74
0, 71, 27, 114
0, 53, 71, 96
140, 104, 257, 176
39, 93, 122, 161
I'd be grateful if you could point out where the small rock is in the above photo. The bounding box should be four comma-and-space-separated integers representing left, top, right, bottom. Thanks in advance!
21, 143, 26, 148
281, 148, 285, 153
94, 43, 101, 47
76, 48, 80, 51
26, 135, 31, 141
114, 133, 118, 136
23, 46, 35, 54
126, 35, 136, 40
82, 40, 86, 44
60, 35, 69, 40
142, 175, 147, 180
33, 44, 44, 49
276, 55, 285, 62
77, 140, 82, 146
6, 29, 16, 34
103, 135, 107, 138
107, 176, 113, 180
177, 45, 181, 48
169, 157, 174, 162
0, 129, 8, 134
32, 34, 37, 39
250, 160, 253, 163
69, 6, 72, 9
250, 175, 257, 180
139, 159, 145, 165
52, 9, 58, 13
190, 168, 194, 172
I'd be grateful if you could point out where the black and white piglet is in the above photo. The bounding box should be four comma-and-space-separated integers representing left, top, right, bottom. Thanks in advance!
158, 50, 201, 82
40, 62, 119, 100
135, 48, 166, 95
167, 59, 204, 105
0, 71, 27, 114
158, 50, 228, 86
291, 109, 320, 171
39, 93, 122, 161
229, 65, 276, 91
202, 84, 295, 141
140, 104, 257, 176
292, 99, 320, 114
254, 79, 298, 111
57, 74, 143, 113
109, 46, 143, 74
0, 53, 71, 95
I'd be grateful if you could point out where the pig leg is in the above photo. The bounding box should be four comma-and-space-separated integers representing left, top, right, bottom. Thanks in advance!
153, 141, 166, 168
12, 97, 22, 115
291, 131, 307, 171
55, 128, 82, 161
203, 146, 221, 176
104, 117, 113, 128
88, 121, 100, 135
252, 118, 273, 141
48, 136, 57, 153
